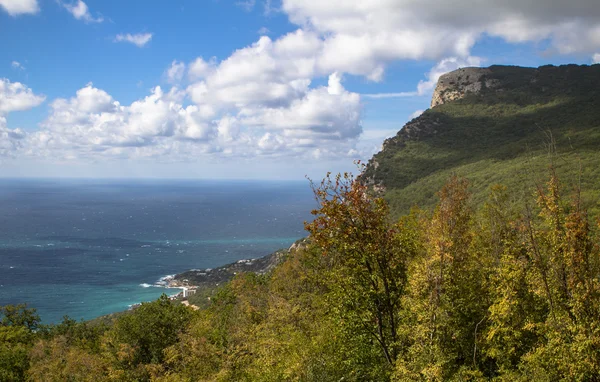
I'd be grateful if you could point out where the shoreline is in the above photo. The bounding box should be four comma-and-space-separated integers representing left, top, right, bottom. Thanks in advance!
123, 238, 306, 315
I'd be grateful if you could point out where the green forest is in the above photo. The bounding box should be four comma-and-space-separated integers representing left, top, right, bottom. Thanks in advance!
2, 165, 600, 381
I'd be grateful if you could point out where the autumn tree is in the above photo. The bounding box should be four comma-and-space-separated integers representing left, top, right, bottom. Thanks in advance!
395, 177, 491, 381
305, 171, 412, 375
513, 170, 600, 380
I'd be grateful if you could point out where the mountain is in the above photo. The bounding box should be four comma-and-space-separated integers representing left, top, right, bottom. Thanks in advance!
362, 64, 600, 218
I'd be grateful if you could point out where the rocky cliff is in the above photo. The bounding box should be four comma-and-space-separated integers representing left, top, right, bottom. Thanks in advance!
430, 67, 496, 107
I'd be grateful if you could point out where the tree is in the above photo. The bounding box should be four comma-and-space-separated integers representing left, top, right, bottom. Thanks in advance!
305, 170, 411, 373
0, 304, 41, 381
395, 176, 490, 380
103, 294, 194, 367
515, 169, 600, 380
1, 304, 40, 331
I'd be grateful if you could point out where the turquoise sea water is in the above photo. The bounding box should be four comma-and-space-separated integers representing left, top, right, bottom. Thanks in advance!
0, 179, 315, 323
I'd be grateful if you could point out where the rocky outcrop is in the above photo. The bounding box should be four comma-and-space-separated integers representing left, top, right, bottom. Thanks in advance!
430, 67, 499, 108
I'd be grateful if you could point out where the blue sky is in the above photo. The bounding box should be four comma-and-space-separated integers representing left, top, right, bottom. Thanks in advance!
1, 0, 599, 179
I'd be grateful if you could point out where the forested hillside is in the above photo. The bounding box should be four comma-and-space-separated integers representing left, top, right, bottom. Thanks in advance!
362, 64, 600, 218
2, 169, 600, 381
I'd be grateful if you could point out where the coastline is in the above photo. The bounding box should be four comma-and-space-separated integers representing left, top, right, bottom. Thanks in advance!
129, 275, 188, 310
120, 238, 307, 316
126, 243, 295, 311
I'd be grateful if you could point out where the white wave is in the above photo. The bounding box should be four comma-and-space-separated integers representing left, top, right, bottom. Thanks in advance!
139, 283, 152, 288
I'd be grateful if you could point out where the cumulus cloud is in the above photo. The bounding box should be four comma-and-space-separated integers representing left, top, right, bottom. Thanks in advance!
19, 67, 362, 162
281, 0, 600, 79
239, 73, 362, 141
187, 32, 322, 110
14, 26, 485, 164
115, 33, 153, 47
60, 0, 103, 23
188, 57, 216, 80
0, 79, 43, 157
0, 79, 45, 114
0, 116, 26, 157
0, 0, 38, 16
36, 84, 214, 150
594, 53, 600, 64
165, 60, 186, 83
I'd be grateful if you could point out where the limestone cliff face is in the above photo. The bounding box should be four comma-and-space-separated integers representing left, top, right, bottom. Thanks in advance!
430, 67, 499, 108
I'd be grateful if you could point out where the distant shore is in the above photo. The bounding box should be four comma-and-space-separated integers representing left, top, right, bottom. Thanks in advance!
167, 248, 289, 288
126, 241, 302, 312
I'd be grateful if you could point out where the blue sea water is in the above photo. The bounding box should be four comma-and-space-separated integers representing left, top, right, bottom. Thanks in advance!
0, 179, 316, 324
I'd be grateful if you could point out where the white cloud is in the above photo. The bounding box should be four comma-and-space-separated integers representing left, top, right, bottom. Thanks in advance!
22, 29, 480, 164
217, 116, 240, 142
11, 61, 25, 70
0, 116, 26, 157
0, 79, 45, 114
0, 0, 38, 16
188, 57, 216, 80
281, 0, 600, 79
239, 73, 362, 142
594, 53, 600, 64
165, 60, 186, 83
188, 32, 318, 109
187, 31, 322, 111
40, 84, 211, 144
61, 0, 103, 23
0, 79, 43, 157
115, 33, 153, 47
22, 84, 220, 161
18, 64, 362, 162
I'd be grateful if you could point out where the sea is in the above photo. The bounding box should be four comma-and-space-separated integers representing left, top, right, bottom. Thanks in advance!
0, 179, 316, 324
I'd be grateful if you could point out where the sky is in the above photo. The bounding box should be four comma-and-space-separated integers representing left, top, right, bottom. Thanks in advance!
0, 0, 599, 180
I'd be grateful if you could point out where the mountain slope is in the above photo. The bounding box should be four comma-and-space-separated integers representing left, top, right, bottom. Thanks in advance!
362, 64, 600, 217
